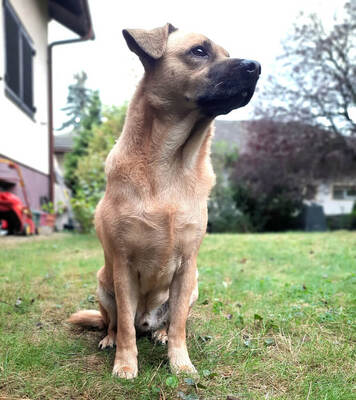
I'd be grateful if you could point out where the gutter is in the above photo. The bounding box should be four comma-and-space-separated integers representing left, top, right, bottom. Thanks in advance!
47, 28, 94, 203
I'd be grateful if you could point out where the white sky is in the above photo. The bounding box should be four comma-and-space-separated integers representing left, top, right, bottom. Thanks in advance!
49, 0, 346, 130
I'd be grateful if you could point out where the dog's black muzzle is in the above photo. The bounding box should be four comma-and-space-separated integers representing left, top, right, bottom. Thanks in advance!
197, 58, 261, 117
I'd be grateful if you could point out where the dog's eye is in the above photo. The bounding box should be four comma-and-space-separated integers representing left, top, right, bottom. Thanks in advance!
191, 46, 208, 57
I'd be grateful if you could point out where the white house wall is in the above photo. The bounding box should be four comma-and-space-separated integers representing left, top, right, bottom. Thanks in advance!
314, 183, 354, 215
0, 0, 48, 174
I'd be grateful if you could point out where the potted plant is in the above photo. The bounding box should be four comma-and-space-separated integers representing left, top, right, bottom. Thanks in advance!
41, 201, 56, 229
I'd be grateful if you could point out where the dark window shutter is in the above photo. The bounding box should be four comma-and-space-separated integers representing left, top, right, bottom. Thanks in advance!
3, 0, 36, 118
4, 4, 20, 96
22, 37, 34, 111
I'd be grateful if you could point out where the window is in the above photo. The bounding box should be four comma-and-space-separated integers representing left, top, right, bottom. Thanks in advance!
332, 185, 356, 200
3, 0, 36, 118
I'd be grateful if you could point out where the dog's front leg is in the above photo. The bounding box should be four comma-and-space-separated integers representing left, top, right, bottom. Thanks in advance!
168, 256, 198, 375
112, 256, 139, 379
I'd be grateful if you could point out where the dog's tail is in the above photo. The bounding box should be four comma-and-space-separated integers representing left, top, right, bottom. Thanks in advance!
67, 310, 105, 330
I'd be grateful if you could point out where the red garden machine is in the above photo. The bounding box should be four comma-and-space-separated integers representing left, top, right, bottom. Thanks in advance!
0, 158, 36, 235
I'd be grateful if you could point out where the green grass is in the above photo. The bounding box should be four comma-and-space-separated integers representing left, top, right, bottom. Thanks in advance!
0, 232, 355, 399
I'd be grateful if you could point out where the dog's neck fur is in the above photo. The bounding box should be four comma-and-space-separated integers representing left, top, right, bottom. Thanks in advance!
118, 80, 214, 171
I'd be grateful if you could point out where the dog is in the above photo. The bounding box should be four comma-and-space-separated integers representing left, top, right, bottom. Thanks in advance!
68, 23, 260, 379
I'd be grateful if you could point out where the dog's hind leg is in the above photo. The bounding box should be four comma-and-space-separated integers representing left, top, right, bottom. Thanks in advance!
97, 283, 117, 349
152, 272, 198, 346
95, 265, 117, 349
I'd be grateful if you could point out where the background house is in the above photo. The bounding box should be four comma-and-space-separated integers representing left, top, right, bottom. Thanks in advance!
214, 120, 356, 216
0, 0, 93, 215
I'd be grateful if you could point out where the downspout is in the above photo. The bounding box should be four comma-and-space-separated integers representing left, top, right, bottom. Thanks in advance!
47, 28, 94, 203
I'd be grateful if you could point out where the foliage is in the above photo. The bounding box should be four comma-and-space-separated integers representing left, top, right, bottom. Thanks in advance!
255, 0, 356, 138
41, 201, 55, 215
41, 201, 65, 215
230, 120, 356, 231
208, 140, 241, 232
71, 105, 127, 232
64, 90, 102, 192
326, 213, 356, 230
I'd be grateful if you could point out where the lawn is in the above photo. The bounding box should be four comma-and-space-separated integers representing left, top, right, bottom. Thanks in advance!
0, 232, 355, 400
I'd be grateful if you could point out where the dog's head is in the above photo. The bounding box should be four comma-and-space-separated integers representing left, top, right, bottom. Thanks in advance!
123, 24, 260, 118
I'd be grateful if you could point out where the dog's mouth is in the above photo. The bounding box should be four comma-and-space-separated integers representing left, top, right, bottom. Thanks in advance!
198, 84, 258, 117
197, 58, 260, 117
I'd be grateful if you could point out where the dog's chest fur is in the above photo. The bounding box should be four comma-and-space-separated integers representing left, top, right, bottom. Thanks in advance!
108, 166, 208, 271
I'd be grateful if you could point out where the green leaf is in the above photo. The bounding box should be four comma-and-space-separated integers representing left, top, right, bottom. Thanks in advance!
151, 386, 161, 394
213, 300, 223, 314
254, 313, 263, 321
165, 375, 179, 388
235, 315, 244, 326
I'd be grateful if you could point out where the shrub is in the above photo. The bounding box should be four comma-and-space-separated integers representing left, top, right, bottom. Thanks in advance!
71, 105, 127, 232
326, 214, 356, 231
208, 140, 240, 232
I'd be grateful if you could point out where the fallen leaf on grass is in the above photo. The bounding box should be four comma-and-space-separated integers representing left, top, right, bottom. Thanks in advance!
243, 339, 251, 347
184, 377, 195, 386
87, 294, 95, 303
15, 298, 22, 307
178, 392, 199, 400
264, 338, 276, 346
202, 369, 217, 379
198, 335, 212, 343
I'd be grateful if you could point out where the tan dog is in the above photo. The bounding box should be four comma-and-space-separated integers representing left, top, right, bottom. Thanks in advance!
68, 23, 260, 379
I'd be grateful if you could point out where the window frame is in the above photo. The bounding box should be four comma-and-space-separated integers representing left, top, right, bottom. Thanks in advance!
3, 0, 36, 119
332, 185, 356, 200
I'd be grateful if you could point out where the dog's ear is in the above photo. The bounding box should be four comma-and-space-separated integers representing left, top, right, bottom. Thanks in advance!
122, 23, 177, 68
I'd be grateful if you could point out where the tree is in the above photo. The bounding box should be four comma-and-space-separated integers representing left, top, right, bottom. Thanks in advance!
71, 104, 127, 232
58, 71, 92, 132
208, 140, 241, 232
64, 89, 102, 191
256, 0, 356, 139
231, 120, 356, 231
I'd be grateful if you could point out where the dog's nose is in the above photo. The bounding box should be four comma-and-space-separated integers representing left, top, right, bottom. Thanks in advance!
240, 60, 261, 75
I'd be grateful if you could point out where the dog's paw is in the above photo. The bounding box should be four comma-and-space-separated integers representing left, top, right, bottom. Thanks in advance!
112, 362, 138, 379
169, 348, 197, 375
170, 359, 197, 375
98, 334, 116, 349
152, 328, 168, 345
